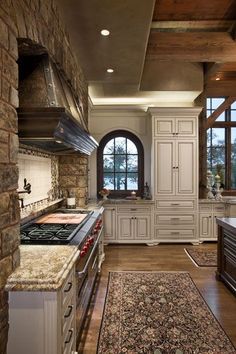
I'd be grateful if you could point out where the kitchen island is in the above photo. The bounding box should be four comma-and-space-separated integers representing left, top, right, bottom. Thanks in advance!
216, 217, 236, 296
5, 245, 79, 354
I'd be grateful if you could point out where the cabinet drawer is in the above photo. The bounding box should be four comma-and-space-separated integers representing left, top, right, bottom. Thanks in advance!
155, 214, 195, 225
62, 269, 75, 310
155, 199, 196, 211
213, 204, 225, 212
154, 228, 195, 239
117, 206, 151, 213
199, 203, 213, 212
62, 296, 75, 335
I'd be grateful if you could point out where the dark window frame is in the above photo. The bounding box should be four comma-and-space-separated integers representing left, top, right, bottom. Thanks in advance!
207, 97, 236, 192
97, 130, 144, 198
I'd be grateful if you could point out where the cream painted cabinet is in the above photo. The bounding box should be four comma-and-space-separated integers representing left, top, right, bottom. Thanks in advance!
103, 205, 116, 242
149, 107, 201, 244
103, 203, 153, 244
199, 202, 225, 241
153, 117, 196, 137
7, 267, 77, 354
117, 214, 151, 242
154, 139, 197, 197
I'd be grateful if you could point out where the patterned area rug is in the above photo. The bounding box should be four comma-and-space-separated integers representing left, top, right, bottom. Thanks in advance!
97, 272, 235, 354
185, 248, 217, 267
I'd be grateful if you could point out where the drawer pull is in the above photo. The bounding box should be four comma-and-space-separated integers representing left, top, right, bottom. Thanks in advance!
170, 232, 180, 235
65, 329, 73, 344
171, 203, 180, 206
64, 282, 72, 293
171, 218, 180, 220
130, 208, 137, 211
64, 305, 73, 318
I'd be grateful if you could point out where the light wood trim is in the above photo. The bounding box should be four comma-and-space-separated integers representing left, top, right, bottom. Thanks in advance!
151, 20, 235, 32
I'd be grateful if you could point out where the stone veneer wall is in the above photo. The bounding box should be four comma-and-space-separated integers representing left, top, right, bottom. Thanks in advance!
59, 155, 88, 207
0, 1, 88, 352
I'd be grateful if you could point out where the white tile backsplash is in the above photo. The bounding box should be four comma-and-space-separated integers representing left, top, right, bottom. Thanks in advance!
18, 153, 52, 205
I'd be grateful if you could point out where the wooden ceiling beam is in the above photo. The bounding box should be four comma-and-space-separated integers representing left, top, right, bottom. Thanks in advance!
151, 20, 235, 33
204, 63, 224, 82
147, 32, 236, 61
205, 96, 236, 129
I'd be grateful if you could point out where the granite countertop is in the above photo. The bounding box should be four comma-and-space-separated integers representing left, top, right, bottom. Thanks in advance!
5, 245, 79, 292
216, 217, 236, 232
199, 198, 236, 204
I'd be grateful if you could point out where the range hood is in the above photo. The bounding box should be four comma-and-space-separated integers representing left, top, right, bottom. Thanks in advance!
17, 54, 98, 155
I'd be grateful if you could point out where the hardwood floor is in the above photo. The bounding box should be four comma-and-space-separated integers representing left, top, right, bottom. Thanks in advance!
78, 243, 236, 353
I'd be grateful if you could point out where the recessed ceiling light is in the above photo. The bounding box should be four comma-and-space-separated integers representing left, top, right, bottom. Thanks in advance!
101, 29, 110, 36
216, 77, 220, 81
107, 68, 114, 73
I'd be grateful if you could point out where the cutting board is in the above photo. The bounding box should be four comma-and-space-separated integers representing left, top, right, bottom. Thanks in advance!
36, 213, 88, 224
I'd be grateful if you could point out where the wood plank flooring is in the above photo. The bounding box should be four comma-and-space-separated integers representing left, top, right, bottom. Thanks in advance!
78, 243, 236, 353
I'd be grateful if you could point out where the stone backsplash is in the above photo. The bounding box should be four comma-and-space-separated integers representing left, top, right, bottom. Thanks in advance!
0, 0, 88, 352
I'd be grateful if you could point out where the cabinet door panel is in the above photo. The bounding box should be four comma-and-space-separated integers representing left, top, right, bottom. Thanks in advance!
176, 118, 196, 136
199, 214, 212, 239
135, 216, 151, 240
104, 207, 116, 240
117, 215, 133, 240
177, 140, 196, 195
154, 119, 174, 136
154, 140, 175, 195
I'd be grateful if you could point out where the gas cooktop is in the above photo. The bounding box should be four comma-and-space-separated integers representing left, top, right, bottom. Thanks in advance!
20, 209, 93, 245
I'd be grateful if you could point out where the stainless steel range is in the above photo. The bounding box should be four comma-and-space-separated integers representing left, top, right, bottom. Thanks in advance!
20, 207, 104, 345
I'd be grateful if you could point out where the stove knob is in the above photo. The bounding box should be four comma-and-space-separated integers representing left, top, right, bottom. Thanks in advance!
80, 250, 86, 257
83, 245, 88, 253
89, 237, 94, 244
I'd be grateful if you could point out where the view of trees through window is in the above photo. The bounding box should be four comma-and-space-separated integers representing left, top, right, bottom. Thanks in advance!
103, 137, 138, 190
207, 98, 236, 190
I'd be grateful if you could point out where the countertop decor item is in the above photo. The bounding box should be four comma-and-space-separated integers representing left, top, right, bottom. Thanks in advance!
97, 271, 235, 354
99, 188, 110, 199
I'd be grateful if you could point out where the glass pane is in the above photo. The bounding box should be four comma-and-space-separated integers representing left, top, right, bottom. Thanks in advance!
211, 147, 225, 171
231, 110, 236, 122
231, 128, 236, 189
211, 98, 225, 109
115, 173, 126, 190
127, 139, 137, 154
127, 155, 138, 172
115, 155, 126, 171
103, 155, 114, 172
207, 129, 212, 148
103, 173, 114, 190
207, 147, 212, 169
215, 112, 225, 121
206, 98, 211, 109
212, 128, 225, 147
231, 101, 236, 109
115, 137, 126, 154
127, 173, 138, 190
206, 109, 211, 118
104, 139, 114, 154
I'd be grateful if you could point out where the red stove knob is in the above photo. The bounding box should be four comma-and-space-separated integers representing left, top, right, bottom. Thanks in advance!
88, 236, 94, 244
80, 250, 86, 257
83, 245, 88, 253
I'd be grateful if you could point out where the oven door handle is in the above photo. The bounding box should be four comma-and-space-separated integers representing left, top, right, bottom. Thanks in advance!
77, 226, 103, 278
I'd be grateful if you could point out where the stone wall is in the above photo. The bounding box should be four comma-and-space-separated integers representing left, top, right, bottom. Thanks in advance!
0, 1, 88, 352
59, 155, 88, 207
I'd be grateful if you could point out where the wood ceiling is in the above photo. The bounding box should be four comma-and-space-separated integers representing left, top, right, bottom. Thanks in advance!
147, 0, 236, 97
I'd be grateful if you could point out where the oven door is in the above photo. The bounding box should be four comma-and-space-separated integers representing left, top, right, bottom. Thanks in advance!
75, 228, 102, 342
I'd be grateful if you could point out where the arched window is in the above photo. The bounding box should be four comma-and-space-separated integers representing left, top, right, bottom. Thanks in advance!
97, 130, 144, 198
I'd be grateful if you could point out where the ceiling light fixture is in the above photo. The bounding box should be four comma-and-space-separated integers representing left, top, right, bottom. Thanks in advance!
216, 77, 220, 81
101, 29, 110, 36
107, 68, 114, 73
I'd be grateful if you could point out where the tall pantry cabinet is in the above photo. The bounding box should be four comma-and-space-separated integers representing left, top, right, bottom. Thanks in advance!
149, 108, 202, 244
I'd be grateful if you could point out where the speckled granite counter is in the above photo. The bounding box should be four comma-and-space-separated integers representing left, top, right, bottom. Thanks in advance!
5, 245, 79, 292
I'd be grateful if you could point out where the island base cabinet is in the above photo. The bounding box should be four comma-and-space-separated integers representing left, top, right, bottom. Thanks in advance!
7, 268, 76, 354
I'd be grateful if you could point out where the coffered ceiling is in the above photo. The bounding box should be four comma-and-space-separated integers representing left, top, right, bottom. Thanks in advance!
57, 0, 236, 107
